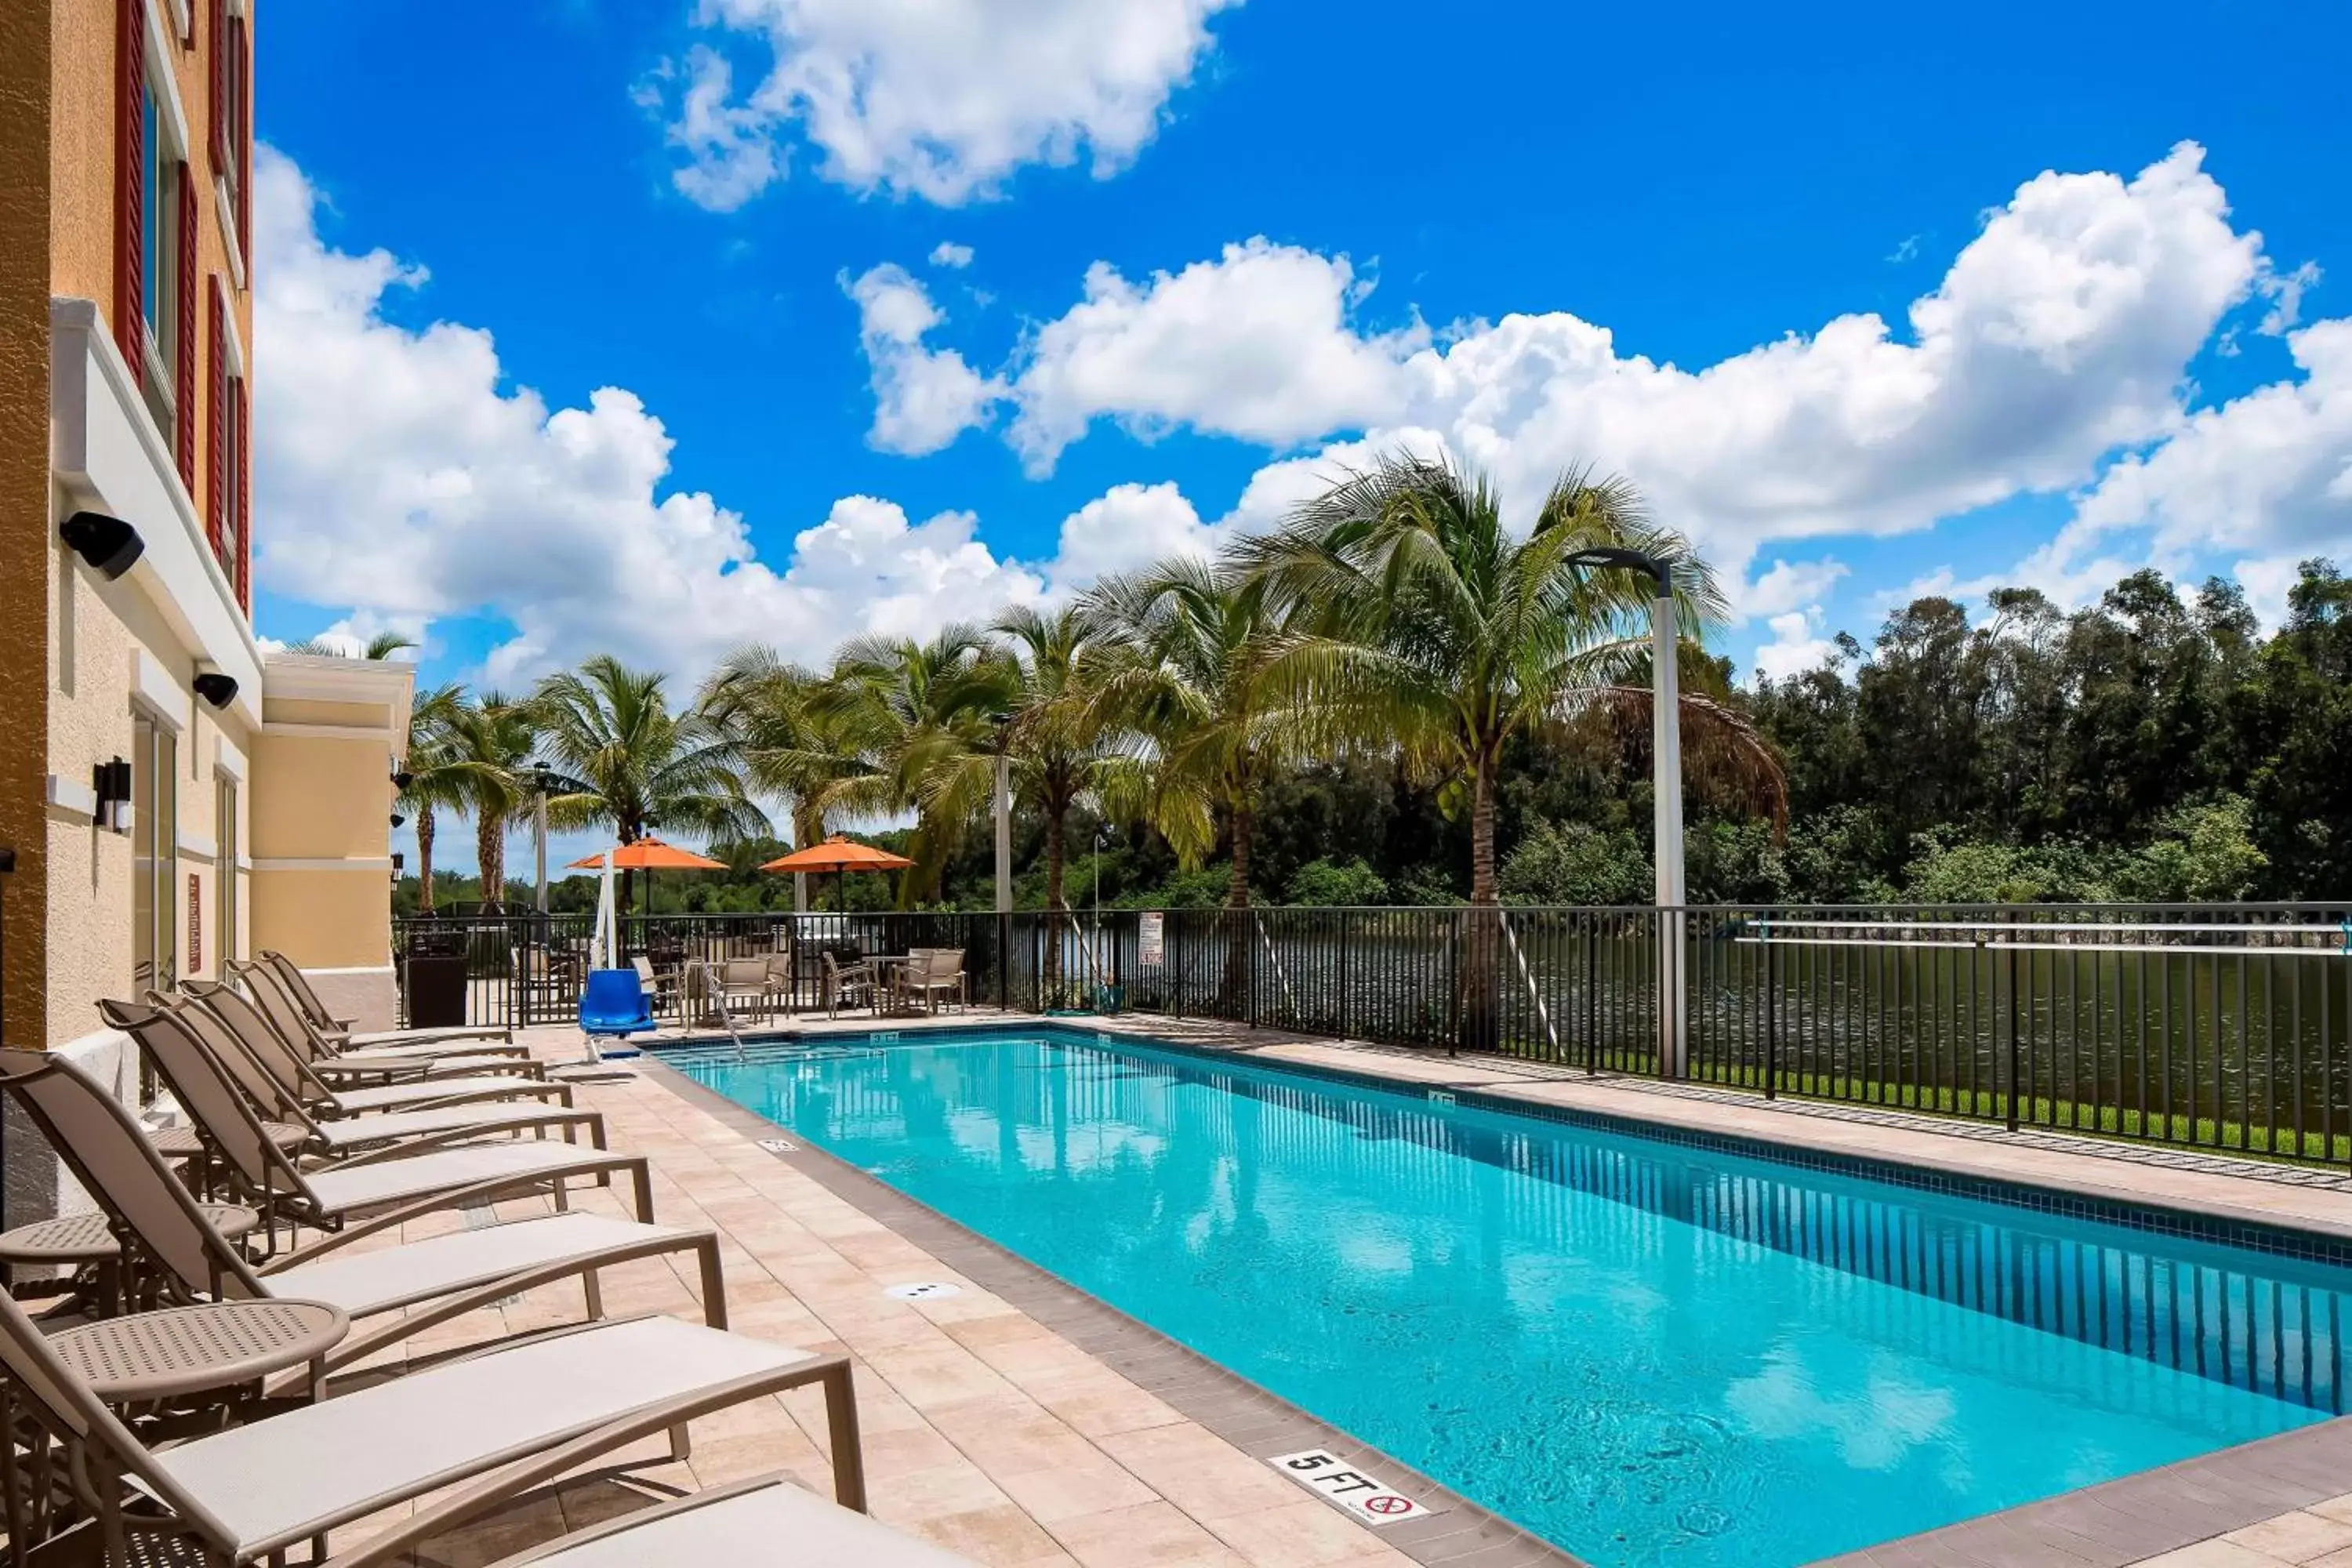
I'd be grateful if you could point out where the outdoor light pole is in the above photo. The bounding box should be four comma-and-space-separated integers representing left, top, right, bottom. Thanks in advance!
529, 764, 554, 916
1569, 548, 1688, 1077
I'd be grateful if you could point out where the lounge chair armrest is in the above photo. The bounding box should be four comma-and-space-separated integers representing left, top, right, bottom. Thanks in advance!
347, 1083, 573, 1114
317, 1355, 858, 1568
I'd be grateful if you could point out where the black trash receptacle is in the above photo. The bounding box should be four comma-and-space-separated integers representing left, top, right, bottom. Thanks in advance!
404, 953, 470, 1029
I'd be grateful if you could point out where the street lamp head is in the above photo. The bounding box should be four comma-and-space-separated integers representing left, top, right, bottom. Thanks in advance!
1564, 546, 1669, 590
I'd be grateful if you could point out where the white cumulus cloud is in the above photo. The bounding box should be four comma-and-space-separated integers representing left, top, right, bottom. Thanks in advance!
844, 263, 1004, 456
658, 0, 1241, 208
869, 144, 2267, 596
930, 241, 975, 270
253, 147, 1066, 684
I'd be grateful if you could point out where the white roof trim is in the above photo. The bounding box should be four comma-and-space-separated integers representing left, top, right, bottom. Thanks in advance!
133, 648, 192, 732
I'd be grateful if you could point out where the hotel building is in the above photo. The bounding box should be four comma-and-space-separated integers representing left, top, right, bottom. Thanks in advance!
0, 0, 412, 1218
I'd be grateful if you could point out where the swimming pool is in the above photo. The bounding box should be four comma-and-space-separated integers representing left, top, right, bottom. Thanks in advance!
673, 1027, 2352, 1568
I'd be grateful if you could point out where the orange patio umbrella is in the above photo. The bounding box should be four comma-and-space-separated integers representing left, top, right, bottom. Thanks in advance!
567, 836, 728, 917
760, 834, 913, 912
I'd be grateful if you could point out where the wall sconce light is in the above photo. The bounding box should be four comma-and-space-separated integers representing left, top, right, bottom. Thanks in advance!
193, 665, 238, 709
390, 771, 414, 791
390, 852, 405, 872
60, 512, 145, 579
93, 757, 132, 832
389, 813, 406, 829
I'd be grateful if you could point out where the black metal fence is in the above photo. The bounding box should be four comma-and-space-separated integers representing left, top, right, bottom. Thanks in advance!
394, 900, 2352, 1165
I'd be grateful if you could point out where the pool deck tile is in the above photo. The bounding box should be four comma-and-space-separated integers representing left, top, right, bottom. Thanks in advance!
318, 1008, 2352, 1566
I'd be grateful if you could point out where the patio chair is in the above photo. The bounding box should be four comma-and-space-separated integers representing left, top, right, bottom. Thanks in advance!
0, 1285, 869, 1568
234, 960, 534, 1079
764, 947, 797, 1014
0, 1046, 724, 1382
186, 982, 564, 1119
579, 968, 655, 1057
103, 1000, 655, 1248
820, 953, 877, 1020
900, 949, 967, 1014
254, 949, 514, 1051
717, 957, 773, 1022
630, 955, 679, 1017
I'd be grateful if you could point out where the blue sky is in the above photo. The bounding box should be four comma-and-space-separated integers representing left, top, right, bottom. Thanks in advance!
252, 0, 2351, 780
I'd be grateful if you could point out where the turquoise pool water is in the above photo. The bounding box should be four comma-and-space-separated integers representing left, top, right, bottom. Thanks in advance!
676, 1029, 2350, 1568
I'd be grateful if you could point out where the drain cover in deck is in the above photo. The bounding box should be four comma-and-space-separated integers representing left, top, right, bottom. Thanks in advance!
884, 1282, 964, 1301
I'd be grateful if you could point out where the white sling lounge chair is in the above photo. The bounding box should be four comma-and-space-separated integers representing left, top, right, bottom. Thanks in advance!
107, 1000, 655, 1246
253, 947, 518, 1051
0, 1288, 869, 1568
0, 1047, 727, 1381
154, 995, 604, 1159
222, 967, 534, 1082
186, 984, 564, 1116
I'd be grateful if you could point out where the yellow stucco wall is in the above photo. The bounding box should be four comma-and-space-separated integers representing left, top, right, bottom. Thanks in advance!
249, 871, 392, 971
250, 735, 396, 862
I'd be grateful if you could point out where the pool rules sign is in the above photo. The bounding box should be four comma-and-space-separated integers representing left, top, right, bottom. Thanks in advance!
1269, 1449, 1432, 1525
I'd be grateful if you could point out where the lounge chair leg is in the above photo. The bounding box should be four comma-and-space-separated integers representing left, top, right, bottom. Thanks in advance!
668, 1422, 691, 1462
823, 1360, 868, 1513
583, 1268, 603, 1320
698, 1239, 728, 1330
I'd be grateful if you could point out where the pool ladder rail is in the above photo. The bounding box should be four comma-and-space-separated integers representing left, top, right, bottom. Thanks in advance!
684, 958, 753, 1061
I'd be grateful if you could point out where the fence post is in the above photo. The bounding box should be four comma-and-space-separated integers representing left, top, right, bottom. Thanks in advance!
2005, 939, 2021, 1133
1764, 920, 1777, 1101
1584, 916, 1599, 1076
996, 911, 1010, 1011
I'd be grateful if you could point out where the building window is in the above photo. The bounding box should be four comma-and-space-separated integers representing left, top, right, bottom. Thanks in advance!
131, 713, 179, 995
215, 775, 238, 973
136, 79, 185, 440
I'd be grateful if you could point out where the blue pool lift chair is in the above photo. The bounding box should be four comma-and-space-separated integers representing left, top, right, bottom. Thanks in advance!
579, 967, 655, 1062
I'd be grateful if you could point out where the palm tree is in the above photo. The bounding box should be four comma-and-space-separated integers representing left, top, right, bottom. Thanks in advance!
699, 648, 873, 907
284, 630, 417, 659
1084, 561, 1302, 1008
397, 683, 481, 915
1234, 451, 1784, 1048
811, 626, 1017, 906
528, 655, 767, 912
446, 693, 537, 913
992, 604, 1134, 988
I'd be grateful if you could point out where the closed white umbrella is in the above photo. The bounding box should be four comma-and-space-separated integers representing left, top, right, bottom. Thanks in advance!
590, 851, 617, 969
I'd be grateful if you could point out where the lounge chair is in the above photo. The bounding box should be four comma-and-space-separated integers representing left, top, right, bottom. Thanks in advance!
186, 983, 565, 1118
821, 953, 876, 1019
253, 948, 515, 1051
105, 1000, 655, 1247
0, 1047, 724, 1381
143, 996, 607, 1161
364, 1472, 974, 1568
0, 1287, 869, 1568
231, 962, 534, 1077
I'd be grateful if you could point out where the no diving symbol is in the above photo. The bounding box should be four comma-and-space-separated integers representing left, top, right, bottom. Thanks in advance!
1364, 1495, 1414, 1517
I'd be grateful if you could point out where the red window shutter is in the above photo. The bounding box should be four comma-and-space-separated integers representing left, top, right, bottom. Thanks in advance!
234, 377, 251, 611
175, 163, 198, 490
206, 280, 227, 557
208, 0, 227, 172
115, 0, 147, 378
232, 15, 251, 264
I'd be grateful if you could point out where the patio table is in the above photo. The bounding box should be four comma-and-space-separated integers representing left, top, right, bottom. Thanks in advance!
0, 1205, 258, 1313
47, 1298, 350, 1408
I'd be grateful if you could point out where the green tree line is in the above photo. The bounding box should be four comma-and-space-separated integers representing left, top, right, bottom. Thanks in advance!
374, 452, 2352, 927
